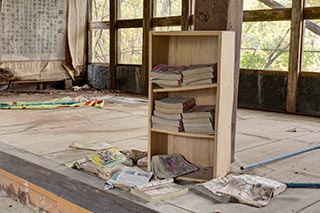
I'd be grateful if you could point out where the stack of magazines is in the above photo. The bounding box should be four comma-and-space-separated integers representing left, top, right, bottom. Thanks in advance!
182, 105, 215, 134
152, 97, 195, 132
150, 63, 217, 88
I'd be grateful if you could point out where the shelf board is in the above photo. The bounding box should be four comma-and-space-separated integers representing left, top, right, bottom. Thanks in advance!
151, 128, 215, 139
153, 84, 217, 93
177, 167, 213, 182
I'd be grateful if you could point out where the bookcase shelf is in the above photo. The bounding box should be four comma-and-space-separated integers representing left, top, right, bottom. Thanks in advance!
148, 31, 235, 181
152, 84, 217, 93
151, 128, 215, 139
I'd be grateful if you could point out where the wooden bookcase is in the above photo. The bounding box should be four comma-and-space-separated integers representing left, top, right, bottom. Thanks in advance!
148, 31, 235, 181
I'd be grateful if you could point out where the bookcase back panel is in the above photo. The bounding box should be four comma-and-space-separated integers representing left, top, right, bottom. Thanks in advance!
150, 132, 168, 156
168, 88, 217, 106
167, 136, 214, 167
167, 36, 218, 66
151, 37, 170, 67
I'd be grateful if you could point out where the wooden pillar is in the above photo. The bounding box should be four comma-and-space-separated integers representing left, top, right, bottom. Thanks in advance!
286, 0, 305, 113
142, 0, 153, 95
194, 0, 243, 162
109, 0, 118, 90
181, 0, 191, 30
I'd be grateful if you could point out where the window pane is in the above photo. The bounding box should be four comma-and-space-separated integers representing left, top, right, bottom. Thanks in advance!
118, 28, 143, 64
118, 0, 143, 20
244, 0, 292, 10
305, 0, 320, 7
154, 0, 182, 17
91, 29, 110, 63
303, 20, 320, 72
91, 0, 109, 21
241, 21, 290, 71
154, 26, 182, 31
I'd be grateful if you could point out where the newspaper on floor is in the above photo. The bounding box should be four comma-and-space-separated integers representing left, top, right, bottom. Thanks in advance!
106, 166, 153, 189
197, 174, 287, 207
69, 140, 113, 151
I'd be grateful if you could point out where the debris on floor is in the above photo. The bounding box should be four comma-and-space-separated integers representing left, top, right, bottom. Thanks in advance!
196, 174, 287, 207
121, 150, 148, 164
0, 96, 104, 109
71, 84, 92, 92
69, 140, 113, 151
130, 182, 188, 202
106, 166, 153, 189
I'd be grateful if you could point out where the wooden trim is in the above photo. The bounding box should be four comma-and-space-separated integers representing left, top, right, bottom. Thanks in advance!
0, 169, 92, 213
109, 0, 117, 89
243, 8, 291, 22
116, 19, 143, 28
181, 0, 190, 30
151, 16, 182, 27
304, 7, 320, 19
286, 0, 305, 113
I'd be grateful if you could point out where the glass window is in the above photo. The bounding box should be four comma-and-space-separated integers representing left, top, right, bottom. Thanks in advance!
241, 21, 291, 71
118, 28, 143, 64
244, 0, 292, 10
305, 0, 320, 7
153, 26, 182, 31
154, 0, 182, 17
302, 20, 320, 72
90, 29, 110, 63
91, 0, 109, 21
118, 0, 143, 20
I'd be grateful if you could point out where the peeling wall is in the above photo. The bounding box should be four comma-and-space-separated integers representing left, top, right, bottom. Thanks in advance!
87, 64, 142, 94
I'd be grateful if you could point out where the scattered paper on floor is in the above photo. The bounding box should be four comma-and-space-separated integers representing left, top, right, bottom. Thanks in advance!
198, 174, 287, 207
70, 140, 112, 151
0, 96, 104, 109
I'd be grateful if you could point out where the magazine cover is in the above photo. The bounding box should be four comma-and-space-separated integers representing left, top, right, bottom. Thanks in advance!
87, 148, 128, 168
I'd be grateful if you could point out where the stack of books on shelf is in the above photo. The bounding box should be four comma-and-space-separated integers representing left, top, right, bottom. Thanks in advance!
150, 64, 185, 88
182, 105, 215, 134
181, 64, 217, 87
152, 97, 195, 132
150, 63, 217, 88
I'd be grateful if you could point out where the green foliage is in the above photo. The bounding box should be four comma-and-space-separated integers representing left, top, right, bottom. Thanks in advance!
90, 0, 320, 72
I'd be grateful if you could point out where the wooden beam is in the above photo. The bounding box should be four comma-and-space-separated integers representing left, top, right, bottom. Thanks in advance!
151, 16, 181, 27
243, 8, 291, 22
304, 7, 320, 19
194, 0, 243, 162
109, 0, 117, 89
87, 0, 93, 63
88, 21, 110, 30
116, 19, 143, 28
181, 0, 191, 30
142, 0, 152, 95
286, 0, 304, 113
258, 0, 320, 36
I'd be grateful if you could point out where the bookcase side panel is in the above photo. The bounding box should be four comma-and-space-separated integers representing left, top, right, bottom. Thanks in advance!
148, 132, 169, 170
214, 32, 235, 177
167, 136, 214, 167
167, 36, 218, 66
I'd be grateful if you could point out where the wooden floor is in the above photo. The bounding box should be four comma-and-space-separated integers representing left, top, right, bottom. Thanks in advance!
0, 91, 319, 213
